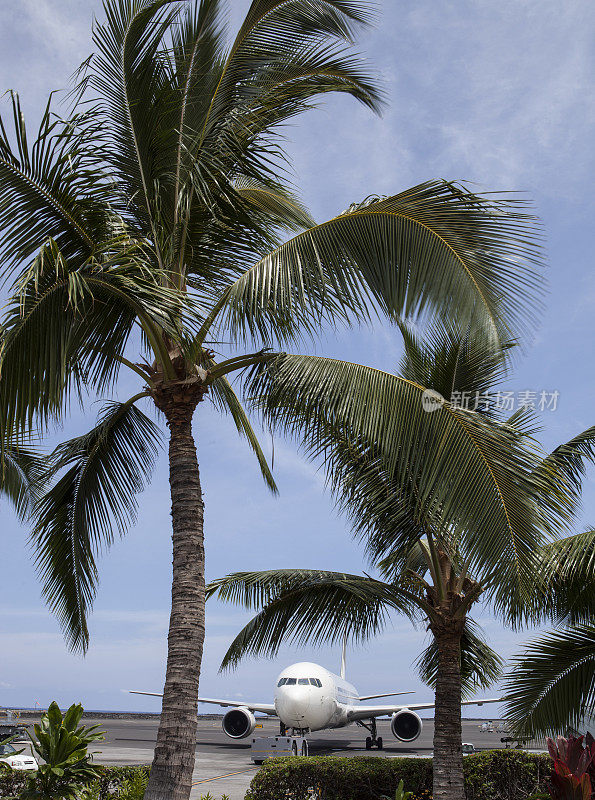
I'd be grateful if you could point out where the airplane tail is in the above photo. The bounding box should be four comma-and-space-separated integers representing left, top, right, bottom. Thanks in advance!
340, 634, 347, 680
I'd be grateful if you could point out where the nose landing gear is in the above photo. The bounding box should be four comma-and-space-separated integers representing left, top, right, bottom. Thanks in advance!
359, 719, 383, 750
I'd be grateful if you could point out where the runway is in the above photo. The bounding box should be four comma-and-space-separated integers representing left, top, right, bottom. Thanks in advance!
73, 716, 541, 800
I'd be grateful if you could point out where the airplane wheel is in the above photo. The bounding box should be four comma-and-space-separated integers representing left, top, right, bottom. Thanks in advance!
301, 741, 308, 757
292, 741, 298, 756
377, 737, 383, 750
365, 737, 372, 750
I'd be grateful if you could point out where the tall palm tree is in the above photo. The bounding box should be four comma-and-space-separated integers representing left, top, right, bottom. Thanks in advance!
0, 1, 547, 798
209, 325, 594, 800
504, 528, 595, 738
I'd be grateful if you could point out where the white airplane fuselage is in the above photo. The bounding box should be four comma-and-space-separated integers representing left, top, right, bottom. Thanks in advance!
274, 661, 357, 732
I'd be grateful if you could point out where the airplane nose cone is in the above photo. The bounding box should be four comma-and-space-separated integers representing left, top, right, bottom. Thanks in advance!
276, 686, 310, 725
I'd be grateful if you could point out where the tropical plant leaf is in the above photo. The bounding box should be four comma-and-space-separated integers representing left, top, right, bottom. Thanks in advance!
503, 623, 595, 738
0, 92, 113, 279
234, 177, 316, 233
0, 444, 43, 520
88, 0, 182, 239
537, 529, 595, 626
199, 0, 379, 139
397, 319, 515, 414
31, 399, 162, 652
535, 427, 595, 536
247, 351, 552, 609
221, 182, 544, 346
207, 568, 423, 671
208, 374, 277, 493
0, 238, 192, 439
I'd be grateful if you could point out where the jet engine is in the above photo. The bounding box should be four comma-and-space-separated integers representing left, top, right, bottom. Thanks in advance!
391, 709, 422, 742
222, 707, 256, 739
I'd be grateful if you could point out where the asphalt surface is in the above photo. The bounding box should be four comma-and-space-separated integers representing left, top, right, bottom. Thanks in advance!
60, 716, 542, 800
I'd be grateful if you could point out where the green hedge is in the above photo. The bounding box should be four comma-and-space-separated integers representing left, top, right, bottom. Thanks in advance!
0, 765, 149, 799
246, 750, 551, 800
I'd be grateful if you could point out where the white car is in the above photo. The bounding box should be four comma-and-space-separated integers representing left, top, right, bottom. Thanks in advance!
462, 742, 476, 755
0, 743, 38, 771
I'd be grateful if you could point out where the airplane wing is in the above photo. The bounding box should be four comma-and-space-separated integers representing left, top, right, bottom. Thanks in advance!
358, 691, 415, 701
129, 691, 277, 716
346, 697, 501, 722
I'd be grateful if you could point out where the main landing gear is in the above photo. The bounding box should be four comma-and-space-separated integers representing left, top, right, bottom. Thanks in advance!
358, 719, 383, 750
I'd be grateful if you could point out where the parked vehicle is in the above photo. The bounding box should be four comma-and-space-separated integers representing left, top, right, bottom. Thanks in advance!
0, 724, 29, 743
0, 743, 38, 771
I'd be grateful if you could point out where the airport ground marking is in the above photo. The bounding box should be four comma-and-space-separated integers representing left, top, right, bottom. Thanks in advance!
191, 767, 259, 786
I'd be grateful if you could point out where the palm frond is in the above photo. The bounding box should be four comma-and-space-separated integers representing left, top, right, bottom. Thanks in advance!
538, 529, 595, 626
0, 444, 43, 520
208, 374, 277, 493
502, 623, 595, 738
201, 0, 379, 140
535, 427, 595, 535
248, 352, 551, 608
31, 399, 162, 652
0, 239, 192, 439
207, 569, 420, 671
89, 0, 181, 237
0, 92, 113, 279
415, 618, 504, 699
234, 177, 315, 233
397, 320, 515, 414
222, 182, 544, 346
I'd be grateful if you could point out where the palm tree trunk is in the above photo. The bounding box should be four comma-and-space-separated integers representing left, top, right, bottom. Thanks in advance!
145, 384, 206, 800
432, 625, 464, 800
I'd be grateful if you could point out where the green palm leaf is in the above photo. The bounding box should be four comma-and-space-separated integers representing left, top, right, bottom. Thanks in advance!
1, 444, 43, 520
234, 177, 316, 233
0, 92, 112, 278
89, 0, 182, 236
222, 182, 543, 346
31, 399, 162, 652
207, 568, 424, 671
535, 427, 595, 536
397, 319, 514, 412
200, 0, 378, 138
248, 352, 550, 605
0, 239, 192, 439
502, 623, 595, 738
208, 374, 277, 493
538, 529, 595, 626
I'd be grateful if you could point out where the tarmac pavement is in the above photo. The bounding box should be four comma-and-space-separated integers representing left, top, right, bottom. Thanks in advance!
70, 716, 543, 800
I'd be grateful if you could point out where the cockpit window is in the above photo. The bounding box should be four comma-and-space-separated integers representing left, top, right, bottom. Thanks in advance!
298, 678, 309, 685
309, 678, 322, 687
277, 678, 287, 687
285, 678, 297, 685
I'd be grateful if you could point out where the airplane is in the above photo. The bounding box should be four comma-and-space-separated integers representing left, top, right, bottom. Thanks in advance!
131, 654, 500, 750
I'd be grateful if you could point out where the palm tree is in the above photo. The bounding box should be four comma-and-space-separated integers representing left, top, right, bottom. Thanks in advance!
208, 325, 595, 800
0, 1, 547, 798
504, 528, 595, 738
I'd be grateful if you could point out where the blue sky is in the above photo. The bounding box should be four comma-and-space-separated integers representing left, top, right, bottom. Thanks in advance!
1, 0, 594, 715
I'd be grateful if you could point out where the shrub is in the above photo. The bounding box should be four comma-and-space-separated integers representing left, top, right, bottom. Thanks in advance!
245, 751, 551, 800
0, 765, 151, 800
20, 702, 104, 800
87, 765, 150, 800
464, 750, 550, 800
546, 734, 595, 800
83, 766, 150, 800
0, 767, 27, 799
